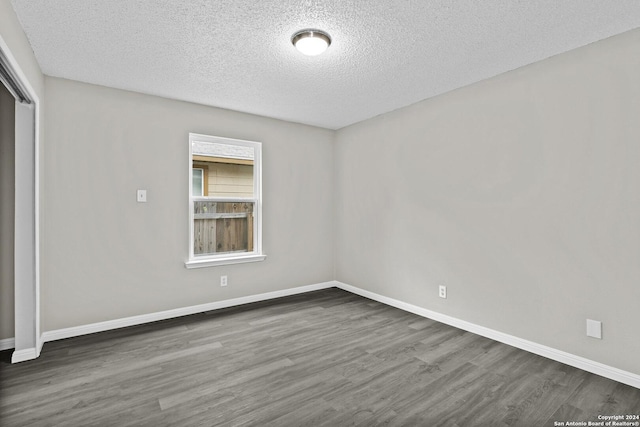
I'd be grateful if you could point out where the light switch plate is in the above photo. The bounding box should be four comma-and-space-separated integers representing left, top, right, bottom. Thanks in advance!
137, 190, 147, 203
586, 319, 602, 339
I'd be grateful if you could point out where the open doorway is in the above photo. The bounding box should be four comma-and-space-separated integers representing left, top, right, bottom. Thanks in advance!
0, 40, 40, 363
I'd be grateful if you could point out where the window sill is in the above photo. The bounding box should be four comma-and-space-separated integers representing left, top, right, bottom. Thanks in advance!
185, 254, 266, 269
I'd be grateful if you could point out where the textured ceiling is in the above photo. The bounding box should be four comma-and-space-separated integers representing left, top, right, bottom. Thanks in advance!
10, 0, 640, 129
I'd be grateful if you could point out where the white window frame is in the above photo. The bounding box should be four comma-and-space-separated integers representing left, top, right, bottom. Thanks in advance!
185, 133, 266, 269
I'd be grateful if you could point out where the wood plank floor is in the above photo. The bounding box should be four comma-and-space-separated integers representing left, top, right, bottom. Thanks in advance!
1, 288, 638, 426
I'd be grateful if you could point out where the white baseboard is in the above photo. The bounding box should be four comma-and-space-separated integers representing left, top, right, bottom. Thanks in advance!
32, 279, 640, 389
0, 337, 15, 351
2, 338, 41, 363
42, 281, 336, 343
334, 281, 640, 390
11, 347, 38, 363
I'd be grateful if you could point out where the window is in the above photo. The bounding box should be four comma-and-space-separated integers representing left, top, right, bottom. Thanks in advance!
192, 168, 204, 197
185, 133, 265, 268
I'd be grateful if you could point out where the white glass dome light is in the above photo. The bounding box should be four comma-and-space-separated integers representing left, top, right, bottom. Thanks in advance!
292, 29, 331, 56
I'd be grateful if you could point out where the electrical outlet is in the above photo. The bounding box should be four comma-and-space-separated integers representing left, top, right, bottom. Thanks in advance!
439, 285, 447, 299
220, 275, 228, 287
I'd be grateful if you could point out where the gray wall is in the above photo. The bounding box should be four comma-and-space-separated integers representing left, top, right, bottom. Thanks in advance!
334, 29, 640, 375
43, 77, 334, 331
0, 84, 15, 340
4, 0, 639, 378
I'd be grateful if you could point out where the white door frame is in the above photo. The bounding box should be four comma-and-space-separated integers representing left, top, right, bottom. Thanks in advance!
0, 35, 41, 363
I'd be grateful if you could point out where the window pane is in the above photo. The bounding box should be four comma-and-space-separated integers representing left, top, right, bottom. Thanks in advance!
193, 201, 254, 256
188, 133, 262, 266
192, 169, 203, 197
192, 158, 253, 198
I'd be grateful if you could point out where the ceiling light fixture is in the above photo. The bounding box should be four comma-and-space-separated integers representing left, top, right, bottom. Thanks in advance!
292, 29, 331, 56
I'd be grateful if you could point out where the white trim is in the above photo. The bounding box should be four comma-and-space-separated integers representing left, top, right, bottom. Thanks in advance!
334, 281, 640, 390
34, 84, 41, 358
185, 253, 266, 269
187, 133, 264, 267
0, 337, 15, 351
192, 197, 255, 202
11, 347, 37, 363
30, 280, 640, 389
42, 281, 335, 343
0, 34, 41, 362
